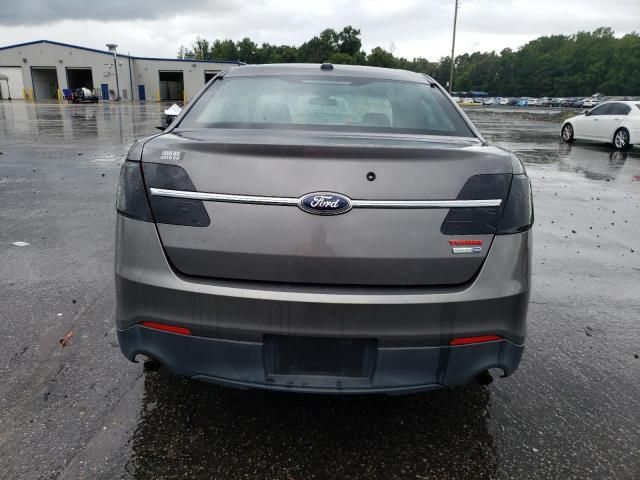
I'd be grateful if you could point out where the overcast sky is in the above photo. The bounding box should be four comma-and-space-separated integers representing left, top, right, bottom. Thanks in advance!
1, 0, 638, 61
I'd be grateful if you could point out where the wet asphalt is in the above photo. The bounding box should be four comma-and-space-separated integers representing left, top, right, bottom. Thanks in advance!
0, 102, 638, 480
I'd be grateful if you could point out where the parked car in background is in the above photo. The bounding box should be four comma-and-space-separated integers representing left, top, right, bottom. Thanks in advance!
527, 98, 540, 106
115, 63, 533, 394
570, 98, 585, 108
561, 98, 578, 108
550, 98, 563, 107
499, 97, 511, 105
516, 97, 529, 106
561, 101, 639, 150
539, 97, 552, 107
460, 97, 483, 106
583, 97, 604, 108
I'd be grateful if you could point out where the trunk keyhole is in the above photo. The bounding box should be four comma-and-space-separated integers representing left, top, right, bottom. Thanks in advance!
366, 172, 376, 181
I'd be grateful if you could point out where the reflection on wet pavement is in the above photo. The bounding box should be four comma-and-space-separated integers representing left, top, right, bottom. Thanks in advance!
466, 108, 640, 181
0, 101, 163, 148
129, 371, 497, 479
0, 102, 638, 480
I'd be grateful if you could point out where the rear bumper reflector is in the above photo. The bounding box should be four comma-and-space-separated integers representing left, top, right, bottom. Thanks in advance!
149, 188, 502, 209
141, 321, 192, 336
449, 335, 502, 346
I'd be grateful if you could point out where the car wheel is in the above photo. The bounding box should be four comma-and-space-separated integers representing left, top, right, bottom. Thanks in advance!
561, 123, 574, 143
613, 128, 631, 150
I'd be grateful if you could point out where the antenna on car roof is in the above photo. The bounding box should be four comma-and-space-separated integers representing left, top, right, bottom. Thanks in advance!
421, 74, 438, 87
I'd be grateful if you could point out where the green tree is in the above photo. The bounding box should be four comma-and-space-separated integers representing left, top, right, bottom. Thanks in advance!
210, 39, 238, 61
337, 26, 362, 56
189, 26, 640, 96
236, 37, 258, 63
193, 37, 210, 60
329, 52, 356, 65
297, 28, 339, 63
367, 47, 397, 68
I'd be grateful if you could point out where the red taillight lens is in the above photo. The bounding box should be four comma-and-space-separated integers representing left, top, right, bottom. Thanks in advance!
141, 321, 192, 336
116, 161, 153, 223
497, 174, 533, 235
449, 335, 502, 346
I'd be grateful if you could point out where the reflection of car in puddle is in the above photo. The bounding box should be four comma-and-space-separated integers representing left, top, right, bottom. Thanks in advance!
558, 142, 628, 181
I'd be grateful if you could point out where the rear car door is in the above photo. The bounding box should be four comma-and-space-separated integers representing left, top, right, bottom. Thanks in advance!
596, 103, 630, 140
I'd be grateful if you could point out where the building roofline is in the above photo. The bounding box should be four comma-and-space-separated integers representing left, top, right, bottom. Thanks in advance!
133, 55, 240, 64
0, 39, 126, 57
0, 39, 241, 65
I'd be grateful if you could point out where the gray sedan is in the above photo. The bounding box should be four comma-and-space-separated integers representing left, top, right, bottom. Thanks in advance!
115, 63, 533, 394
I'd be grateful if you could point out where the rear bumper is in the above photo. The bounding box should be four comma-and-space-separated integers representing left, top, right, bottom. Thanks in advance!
115, 214, 531, 393
118, 325, 523, 394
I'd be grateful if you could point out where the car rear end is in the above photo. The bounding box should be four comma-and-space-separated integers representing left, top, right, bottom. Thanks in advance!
115, 64, 532, 394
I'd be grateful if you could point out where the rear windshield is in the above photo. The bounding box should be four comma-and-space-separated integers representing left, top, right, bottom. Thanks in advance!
180, 75, 474, 137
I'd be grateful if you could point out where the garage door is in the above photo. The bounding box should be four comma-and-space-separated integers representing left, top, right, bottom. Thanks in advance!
31, 68, 59, 100
0, 67, 25, 99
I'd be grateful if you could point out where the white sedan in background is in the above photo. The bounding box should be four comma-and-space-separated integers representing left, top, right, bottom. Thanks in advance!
561, 101, 640, 150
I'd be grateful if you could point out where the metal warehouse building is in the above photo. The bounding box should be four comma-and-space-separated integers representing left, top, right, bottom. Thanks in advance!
0, 40, 240, 102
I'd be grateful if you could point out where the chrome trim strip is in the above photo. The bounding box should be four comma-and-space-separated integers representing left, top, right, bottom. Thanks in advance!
350, 199, 502, 208
149, 188, 299, 206
149, 188, 502, 208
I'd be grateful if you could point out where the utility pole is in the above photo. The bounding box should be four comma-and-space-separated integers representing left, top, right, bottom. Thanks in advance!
106, 44, 120, 100
128, 53, 134, 102
448, 0, 459, 93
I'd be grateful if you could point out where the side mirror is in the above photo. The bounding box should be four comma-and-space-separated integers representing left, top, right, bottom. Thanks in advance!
583, 110, 590, 116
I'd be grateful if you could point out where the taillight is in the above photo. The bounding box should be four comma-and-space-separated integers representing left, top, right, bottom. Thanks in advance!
440, 173, 533, 236
440, 174, 510, 235
116, 160, 154, 222
142, 163, 210, 227
496, 174, 534, 234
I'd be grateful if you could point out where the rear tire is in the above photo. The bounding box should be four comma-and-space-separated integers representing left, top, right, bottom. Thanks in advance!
561, 123, 574, 143
613, 128, 631, 150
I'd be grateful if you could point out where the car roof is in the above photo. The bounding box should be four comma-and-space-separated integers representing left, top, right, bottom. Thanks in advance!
225, 63, 433, 84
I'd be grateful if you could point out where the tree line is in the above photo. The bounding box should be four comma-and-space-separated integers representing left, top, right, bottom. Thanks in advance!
177, 26, 640, 97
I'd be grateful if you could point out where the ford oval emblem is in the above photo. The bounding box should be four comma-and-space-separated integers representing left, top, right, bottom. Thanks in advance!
298, 192, 353, 215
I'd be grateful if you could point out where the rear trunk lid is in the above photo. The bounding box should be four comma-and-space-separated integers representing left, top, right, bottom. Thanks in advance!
142, 129, 514, 286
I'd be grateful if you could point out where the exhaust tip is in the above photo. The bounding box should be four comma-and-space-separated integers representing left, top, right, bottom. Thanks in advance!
475, 369, 494, 385
143, 356, 163, 371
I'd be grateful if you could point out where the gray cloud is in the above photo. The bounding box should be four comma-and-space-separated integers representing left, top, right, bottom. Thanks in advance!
0, 0, 224, 25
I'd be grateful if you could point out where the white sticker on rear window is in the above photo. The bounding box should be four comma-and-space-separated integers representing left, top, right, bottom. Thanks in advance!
160, 150, 184, 161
